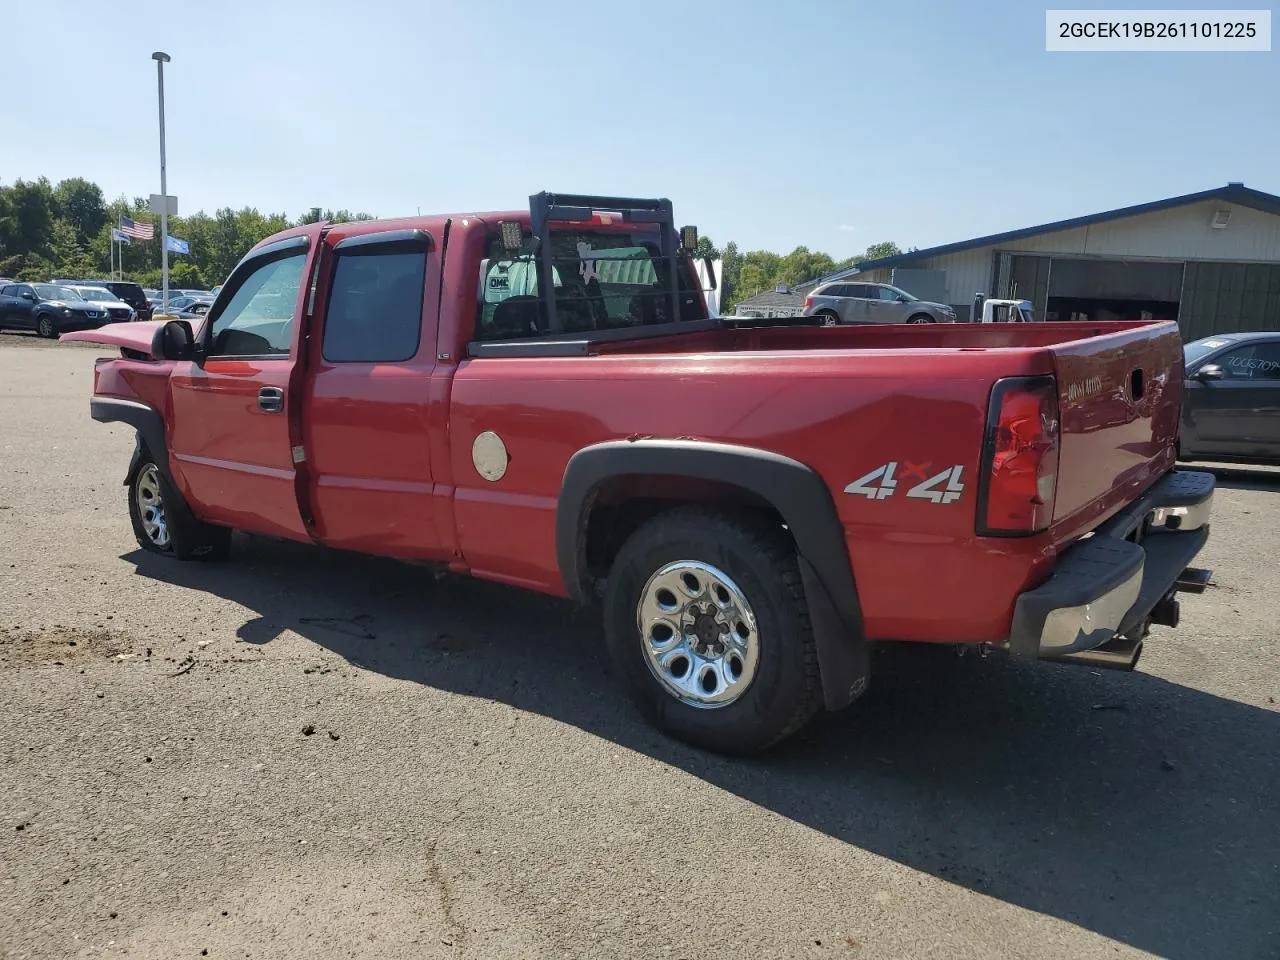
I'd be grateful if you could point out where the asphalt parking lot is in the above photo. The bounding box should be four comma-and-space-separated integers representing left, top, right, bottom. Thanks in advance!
1, 333, 1277, 960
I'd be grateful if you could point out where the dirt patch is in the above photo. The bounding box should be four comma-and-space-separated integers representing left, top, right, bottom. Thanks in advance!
0, 625, 132, 668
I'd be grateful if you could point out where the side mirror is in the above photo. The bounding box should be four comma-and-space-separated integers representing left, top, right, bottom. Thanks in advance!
1195, 364, 1224, 382
151, 319, 195, 361
21, 291, 35, 301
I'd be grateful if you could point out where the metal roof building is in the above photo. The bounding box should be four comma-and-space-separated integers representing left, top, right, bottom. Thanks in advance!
741, 183, 1280, 337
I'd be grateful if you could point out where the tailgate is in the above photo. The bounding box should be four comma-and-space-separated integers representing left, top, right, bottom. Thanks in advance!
1051, 320, 1183, 525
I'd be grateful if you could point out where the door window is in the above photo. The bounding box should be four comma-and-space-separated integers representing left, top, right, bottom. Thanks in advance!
876, 286, 902, 301
323, 248, 426, 362
1216, 343, 1280, 381
207, 253, 307, 358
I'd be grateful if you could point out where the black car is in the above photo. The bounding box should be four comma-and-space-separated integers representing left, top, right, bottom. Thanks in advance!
51, 278, 153, 321
1179, 331, 1280, 464
0, 282, 113, 338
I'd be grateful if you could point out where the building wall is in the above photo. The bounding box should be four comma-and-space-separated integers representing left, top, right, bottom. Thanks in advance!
999, 201, 1280, 262
860, 200, 1280, 313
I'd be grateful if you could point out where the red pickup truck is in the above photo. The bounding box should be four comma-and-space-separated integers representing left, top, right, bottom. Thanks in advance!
65, 192, 1215, 754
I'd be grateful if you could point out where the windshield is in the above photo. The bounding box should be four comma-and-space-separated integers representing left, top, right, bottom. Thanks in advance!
1184, 338, 1232, 368
75, 287, 117, 302
33, 284, 82, 301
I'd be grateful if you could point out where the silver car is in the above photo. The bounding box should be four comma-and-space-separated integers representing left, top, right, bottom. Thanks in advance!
802, 281, 956, 324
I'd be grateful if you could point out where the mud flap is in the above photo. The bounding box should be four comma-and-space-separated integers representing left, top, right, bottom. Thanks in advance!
798, 555, 870, 711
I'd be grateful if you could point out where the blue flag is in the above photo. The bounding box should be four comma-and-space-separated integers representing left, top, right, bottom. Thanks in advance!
165, 235, 190, 255
110, 228, 131, 245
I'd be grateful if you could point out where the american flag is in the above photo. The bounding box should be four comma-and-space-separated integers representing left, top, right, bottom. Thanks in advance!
119, 216, 155, 240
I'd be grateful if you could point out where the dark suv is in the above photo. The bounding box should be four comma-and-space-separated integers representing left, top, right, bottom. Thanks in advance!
52, 279, 153, 321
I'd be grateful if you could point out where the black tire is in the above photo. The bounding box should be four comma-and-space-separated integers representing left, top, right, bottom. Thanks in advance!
36, 314, 57, 339
603, 507, 822, 755
906, 313, 935, 325
127, 456, 231, 561
816, 309, 840, 326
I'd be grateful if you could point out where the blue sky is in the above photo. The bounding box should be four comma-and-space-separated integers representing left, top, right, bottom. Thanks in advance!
3, 0, 1276, 256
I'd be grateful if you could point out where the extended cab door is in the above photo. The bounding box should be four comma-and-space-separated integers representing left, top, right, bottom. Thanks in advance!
299, 225, 444, 557
166, 228, 323, 540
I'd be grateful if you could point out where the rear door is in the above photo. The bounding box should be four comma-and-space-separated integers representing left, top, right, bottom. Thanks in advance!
838, 284, 871, 323
167, 227, 324, 540
300, 225, 444, 557
1189, 339, 1280, 457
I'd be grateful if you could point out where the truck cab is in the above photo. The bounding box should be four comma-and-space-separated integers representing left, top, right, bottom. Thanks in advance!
973, 293, 1037, 323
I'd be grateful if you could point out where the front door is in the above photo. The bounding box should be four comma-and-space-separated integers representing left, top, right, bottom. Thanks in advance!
167, 227, 323, 540
867, 285, 906, 323
301, 226, 442, 557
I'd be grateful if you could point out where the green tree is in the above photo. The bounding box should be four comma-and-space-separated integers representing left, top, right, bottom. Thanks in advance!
50, 220, 96, 278
856, 241, 902, 263
53, 178, 108, 246
6, 178, 56, 258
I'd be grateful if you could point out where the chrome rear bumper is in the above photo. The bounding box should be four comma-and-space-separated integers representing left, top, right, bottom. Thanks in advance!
1007, 469, 1214, 663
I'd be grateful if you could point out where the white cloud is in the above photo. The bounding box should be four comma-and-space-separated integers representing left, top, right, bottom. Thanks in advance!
836, 224, 858, 232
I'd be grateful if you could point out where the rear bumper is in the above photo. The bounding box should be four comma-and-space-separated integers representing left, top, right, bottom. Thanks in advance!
1007, 469, 1214, 661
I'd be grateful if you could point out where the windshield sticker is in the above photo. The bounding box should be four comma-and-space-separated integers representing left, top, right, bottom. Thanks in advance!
577, 241, 599, 284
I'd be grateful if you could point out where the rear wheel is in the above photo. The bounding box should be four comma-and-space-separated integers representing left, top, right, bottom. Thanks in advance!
816, 309, 840, 326
603, 507, 822, 754
128, 458, 231, 561
906, 313, 935, 324
36, 314, 57, 339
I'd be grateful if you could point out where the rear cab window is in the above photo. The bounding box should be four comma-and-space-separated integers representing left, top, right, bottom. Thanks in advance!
476, 227, 705, 341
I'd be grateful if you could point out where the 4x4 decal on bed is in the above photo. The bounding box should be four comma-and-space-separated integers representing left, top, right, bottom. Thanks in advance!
844, 462, 966, 504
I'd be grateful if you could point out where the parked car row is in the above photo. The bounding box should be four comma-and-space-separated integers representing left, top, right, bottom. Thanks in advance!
53, 279, 153, 322
0, 281, 143, 337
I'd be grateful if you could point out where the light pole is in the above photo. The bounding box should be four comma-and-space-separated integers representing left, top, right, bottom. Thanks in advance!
152, 51, 171, 310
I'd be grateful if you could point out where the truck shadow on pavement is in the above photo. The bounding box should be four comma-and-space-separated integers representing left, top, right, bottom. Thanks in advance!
125, 537, 1280, 960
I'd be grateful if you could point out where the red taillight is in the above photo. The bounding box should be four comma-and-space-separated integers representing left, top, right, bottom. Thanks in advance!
978, 376, 1060, 536
804, 296, 814, 309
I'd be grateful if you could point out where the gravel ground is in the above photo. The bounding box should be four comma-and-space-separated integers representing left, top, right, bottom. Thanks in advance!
1, 332, 1277, 960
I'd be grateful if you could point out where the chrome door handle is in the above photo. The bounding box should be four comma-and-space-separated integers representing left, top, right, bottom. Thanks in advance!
258, 386, 284, 413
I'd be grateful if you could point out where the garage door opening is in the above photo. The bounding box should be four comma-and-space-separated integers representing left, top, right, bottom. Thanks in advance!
1044, 259, 1184, 324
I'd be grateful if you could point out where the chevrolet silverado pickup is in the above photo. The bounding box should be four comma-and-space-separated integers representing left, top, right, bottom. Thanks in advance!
63, 192, 1215, 754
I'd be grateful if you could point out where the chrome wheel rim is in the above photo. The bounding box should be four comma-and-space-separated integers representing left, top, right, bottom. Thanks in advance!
636, 561, 760, 709
135, 465, 170, 548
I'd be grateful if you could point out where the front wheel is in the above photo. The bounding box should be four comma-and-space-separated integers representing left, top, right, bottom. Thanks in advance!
128, 458, 231, 561
603, 507, 822, 754
36, 314, 57, 339
906, 313, 936, 325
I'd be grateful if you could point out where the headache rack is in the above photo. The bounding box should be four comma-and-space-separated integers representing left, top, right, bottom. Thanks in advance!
522, 192, 687, 335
